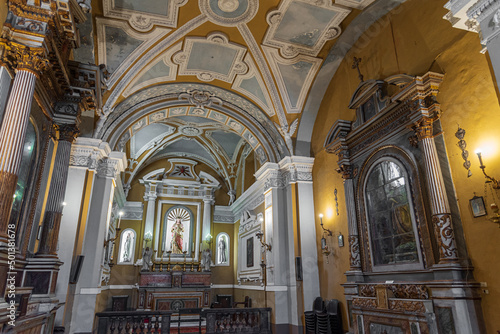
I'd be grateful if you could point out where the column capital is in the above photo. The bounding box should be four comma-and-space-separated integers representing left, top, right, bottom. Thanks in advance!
96, 152, 127, 179
1, 42, 49, 76
203, 195, 215, 205
55, 123, 80, 143
411, 117, 435, 141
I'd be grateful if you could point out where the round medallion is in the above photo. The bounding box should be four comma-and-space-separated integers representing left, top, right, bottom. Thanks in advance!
218, 0, 239, 12
180, 126, 202, 136
199, 0, 258, 27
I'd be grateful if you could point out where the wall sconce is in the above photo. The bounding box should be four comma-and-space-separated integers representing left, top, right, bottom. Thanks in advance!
489, 203, 500, 225
476, 150, 500, 189
319, 214, 332, 261
143, 231, 153, 247
205, 233, 213, 246
256, 230, 272, 252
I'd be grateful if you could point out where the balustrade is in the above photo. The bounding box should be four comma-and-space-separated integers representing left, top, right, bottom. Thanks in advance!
94, 311, 172, 334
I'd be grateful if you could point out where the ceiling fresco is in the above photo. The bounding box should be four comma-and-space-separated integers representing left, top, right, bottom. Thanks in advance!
84, 0, 385, 199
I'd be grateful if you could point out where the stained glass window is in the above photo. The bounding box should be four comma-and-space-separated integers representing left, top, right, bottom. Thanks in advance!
366, 161, 418, 266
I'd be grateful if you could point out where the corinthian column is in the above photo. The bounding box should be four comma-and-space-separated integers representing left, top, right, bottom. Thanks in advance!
414, 117, 459, 263
0, 44, 47, 241
37, 124, 79, 256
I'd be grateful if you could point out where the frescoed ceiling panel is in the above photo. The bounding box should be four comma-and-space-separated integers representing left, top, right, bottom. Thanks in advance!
86, 0, 389, 199
114, 0, 169, 15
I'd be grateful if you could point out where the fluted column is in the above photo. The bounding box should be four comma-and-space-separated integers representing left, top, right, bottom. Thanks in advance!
0, 44, 47, 241
143, 183, 157, 249
37, 124, 79, 256
202, 196, 214, 249
415, 117, 459, 263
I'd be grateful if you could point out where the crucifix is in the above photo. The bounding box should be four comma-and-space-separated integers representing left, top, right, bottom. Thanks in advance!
352, 56, 364, 82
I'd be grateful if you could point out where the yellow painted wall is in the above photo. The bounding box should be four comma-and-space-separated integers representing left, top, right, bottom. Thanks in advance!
311, 0, 500, 332
210, 223, 235, 284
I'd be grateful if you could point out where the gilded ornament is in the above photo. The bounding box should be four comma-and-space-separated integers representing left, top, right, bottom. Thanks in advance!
1, 42, 49, 75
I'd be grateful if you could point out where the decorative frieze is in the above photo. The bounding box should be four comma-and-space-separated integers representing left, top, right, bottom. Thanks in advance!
348, 235, 361, 269
432, 213, 459, 260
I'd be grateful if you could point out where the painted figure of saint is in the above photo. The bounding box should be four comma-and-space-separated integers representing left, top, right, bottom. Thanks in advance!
171, 217, 184, 254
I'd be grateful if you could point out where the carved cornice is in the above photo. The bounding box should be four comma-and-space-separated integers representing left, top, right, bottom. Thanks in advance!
69, 138, 111, 169
8, 1, 55, 24
255, 156, 314, 190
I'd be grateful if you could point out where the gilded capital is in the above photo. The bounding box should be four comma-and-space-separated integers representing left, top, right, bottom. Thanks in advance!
412, 117, 434, 141
1, 42, 49, 76
56, 123, 80, 142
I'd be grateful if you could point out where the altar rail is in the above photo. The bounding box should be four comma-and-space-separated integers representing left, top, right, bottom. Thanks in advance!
204, 308, 272, 334
94, 311, 172, 333
94, 308, 272, 334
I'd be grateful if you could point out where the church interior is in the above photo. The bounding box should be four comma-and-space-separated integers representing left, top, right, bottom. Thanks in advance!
1, 0, 500, 333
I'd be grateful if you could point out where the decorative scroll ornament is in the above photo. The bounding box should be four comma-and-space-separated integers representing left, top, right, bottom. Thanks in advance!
3, 43, 49, 75
432, 213, 459, 261
455, 126, 472, 177
348, 235, 361, 269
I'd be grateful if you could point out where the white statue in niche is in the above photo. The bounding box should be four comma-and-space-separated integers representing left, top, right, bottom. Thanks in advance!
218, 235, 227, 264
119, 230, 135, 264
122, 233, 132, 262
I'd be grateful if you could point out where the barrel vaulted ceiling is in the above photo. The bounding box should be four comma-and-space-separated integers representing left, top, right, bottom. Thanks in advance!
80, 0, 403, 197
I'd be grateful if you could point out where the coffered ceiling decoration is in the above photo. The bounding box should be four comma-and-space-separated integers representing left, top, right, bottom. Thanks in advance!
173, 32, 248, 82
104, 0, 188, 31
96, 17, 170, 85
199, 0, 259, 26
86, 0, 393, 200
263, 46, 321, 113
263, 0, 350, 58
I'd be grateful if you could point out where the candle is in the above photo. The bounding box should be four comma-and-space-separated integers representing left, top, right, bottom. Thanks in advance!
476, 151, 484, 167
184, 242, 187, 251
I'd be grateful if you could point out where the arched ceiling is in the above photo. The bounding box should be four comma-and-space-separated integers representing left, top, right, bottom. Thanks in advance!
78, 0, 396, 195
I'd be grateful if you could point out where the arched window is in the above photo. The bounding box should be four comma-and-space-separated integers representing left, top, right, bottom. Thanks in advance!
365, 159, 421, 270
10, 120, 37, 225
118, 229, 137, 264
163, 206, 193, 255
216, 232, 230, 266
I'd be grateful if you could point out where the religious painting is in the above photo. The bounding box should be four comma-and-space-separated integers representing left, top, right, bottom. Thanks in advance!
118, 229, 136, 264
470, 196, 487, 218
216, 233, 229, 265
164, 206, 193, 255
366, 160, 419, 267
246, 237, 254, 268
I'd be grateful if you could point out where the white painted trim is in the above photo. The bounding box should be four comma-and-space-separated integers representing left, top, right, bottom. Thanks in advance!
80, 288, 101, 295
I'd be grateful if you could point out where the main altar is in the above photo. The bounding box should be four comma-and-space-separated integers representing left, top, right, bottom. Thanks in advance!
138, 271, 211, 311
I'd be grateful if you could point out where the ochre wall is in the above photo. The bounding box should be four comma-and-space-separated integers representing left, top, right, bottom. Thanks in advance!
210, 223, 235, 285
311, 0, 500, 332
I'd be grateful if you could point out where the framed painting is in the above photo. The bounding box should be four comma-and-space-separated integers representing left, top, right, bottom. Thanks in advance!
246, 237, 254, 268
470, 196, 487, 218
